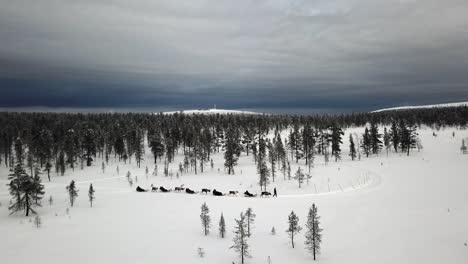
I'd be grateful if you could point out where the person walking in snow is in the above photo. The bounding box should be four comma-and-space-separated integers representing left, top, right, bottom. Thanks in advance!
273, 187, 277, 197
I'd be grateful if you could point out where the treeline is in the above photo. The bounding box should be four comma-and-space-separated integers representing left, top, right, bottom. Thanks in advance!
0, 107, 466, 177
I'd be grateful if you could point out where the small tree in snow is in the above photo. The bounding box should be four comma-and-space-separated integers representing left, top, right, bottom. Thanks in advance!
305, 203, 323, 260
200, 202, 211, 236
271, 227, 276, 235
101, 162, 105, 173
197, 247, 205, 258
48, 195, 53, 206
286, 211, 302, 248
66, 180, 79, 207
461, 139, 467, 154
245, 207, 256, 237
231, 212, 250, 264
294, 167, 305, 188
34, 215, 42, 228
88, 183, 95, 207
219, 213, 226, 238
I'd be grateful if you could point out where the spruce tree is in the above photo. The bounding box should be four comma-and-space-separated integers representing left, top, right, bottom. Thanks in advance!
257, 137, 270, 191
88, 183, 95, 207
200, 202, 211, 236
267, 141, 277, 182
369, 122, 382, 154
349, 134, 356, 161
8, 163, 44, 216
390, 120, 400, 152
219, 213, 226, 238
66, 180, 79, 207
224, 127, 241, 175
305, 203, 322, 260
286, 211, 302, 248
294, 167, 305, 188
245, 208, 256, 237
383, 127, 391, 156
461, 139, 467, 154
231, 212, 250, 264
361, 127, 371, 157
330, 124, 344, 161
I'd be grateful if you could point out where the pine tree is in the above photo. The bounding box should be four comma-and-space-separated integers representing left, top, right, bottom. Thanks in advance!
257, 137, 270, 191
200, 202, 211, 236
219, 213, 226, 238
224, 127, 241, 175
305, 203, 322, 260
8, 163, 44, 216
66, 180, 79, 207
31, 169, 45, 206
383, 127, 391, 156
231, 212, 250, 264
34, 215, 42, 228
400, 121, 418, 156
88, 183, 95, 208
294, 167, 305, 188
330, 124, 344, 161
361, 127, 371, 157
267, 141, 277, 182
369, 122, 382, 154
349, 134, 357, 161
245, 208, 256, 237
286, 211, 302, 248
461, 139, 467, 154
390, 121, 399, 152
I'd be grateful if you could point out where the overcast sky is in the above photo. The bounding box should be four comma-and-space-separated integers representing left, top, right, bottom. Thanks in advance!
1, 0, 468, 113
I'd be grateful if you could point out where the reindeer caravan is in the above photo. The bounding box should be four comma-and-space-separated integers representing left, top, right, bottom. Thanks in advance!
135, 184, 278, 198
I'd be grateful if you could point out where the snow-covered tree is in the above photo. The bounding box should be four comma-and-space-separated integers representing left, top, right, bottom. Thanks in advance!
8, 163, 44, 216
286, 211, 302, 248
305, 203, 323, 260
349, 134, 356, 161
461, 139, 467, 154
200, 202, 211, 236
219, 213, 226, 238
231, 212, 250, 264
88, 183, 95, 207
245, 207, 256, 237
66, 180, 79, 207
294, 167, 305, 188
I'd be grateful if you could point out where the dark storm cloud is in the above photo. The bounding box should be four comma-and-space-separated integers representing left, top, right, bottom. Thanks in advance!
1, 0, 468, 113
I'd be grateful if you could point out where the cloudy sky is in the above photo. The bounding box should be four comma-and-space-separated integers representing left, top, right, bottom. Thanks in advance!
1, 0, 468, 113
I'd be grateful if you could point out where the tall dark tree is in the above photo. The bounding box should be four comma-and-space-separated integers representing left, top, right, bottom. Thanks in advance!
245, 208, 256, 237
66, 180, 79, 207
88, 183, 95, 208
257, 137, 270, 191
286, 211, 302, 248
200, 202, 211, 236
224, 127, 241, 175
219, 213, 226, 238
369, 122, 382, 154
361, 127, 371, 158
349, 134, 357, 161
389, 121, 400, 152
231, 212, 250, 264
330, 124, 344, 161
305, 203, 323, 260
8, 163, 44, 216
83, 128, 97, 166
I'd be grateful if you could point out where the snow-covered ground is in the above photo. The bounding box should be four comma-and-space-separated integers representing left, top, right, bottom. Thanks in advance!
1, 127, 467, 264
161, 108, 262, 115
371, 102, 468, 112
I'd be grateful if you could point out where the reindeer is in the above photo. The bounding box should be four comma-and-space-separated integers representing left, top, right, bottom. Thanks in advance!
260, 191, 271, 197
212, 189, 224, 196
228, 191, 238, 196
201, 188, 211, 194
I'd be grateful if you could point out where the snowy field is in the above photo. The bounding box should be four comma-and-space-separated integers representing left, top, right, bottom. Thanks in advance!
1, 127, 467, 264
